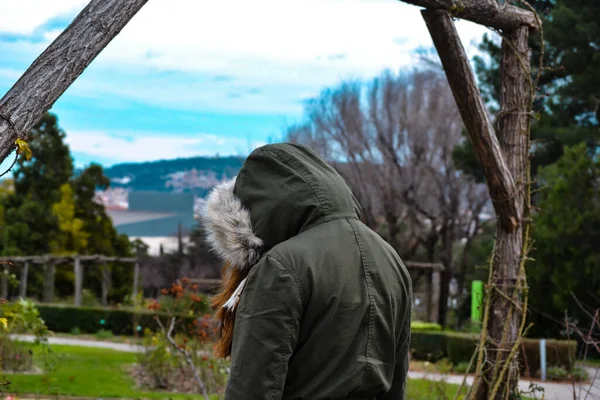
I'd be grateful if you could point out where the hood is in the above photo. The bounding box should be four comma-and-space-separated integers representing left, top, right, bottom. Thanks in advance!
200, 143, 362, 270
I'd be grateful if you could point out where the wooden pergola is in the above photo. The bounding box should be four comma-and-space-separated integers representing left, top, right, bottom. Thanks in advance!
0, 255, 140, 306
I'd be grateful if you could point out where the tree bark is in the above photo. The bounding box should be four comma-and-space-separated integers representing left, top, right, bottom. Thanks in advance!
477, 25, 530, 400
403, 0, 537, 30
422, 9, 520, 233
422, 9, 531, 399
0, 0, 149, 163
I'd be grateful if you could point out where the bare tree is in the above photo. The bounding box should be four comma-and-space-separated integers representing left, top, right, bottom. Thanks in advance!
287, 69, 490, 325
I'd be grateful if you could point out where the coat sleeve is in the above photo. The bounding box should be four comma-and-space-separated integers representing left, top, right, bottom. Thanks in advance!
224, 255, 302, 400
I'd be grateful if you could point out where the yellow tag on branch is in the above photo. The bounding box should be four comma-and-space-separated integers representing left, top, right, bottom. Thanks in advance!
0, 318, 7, 330
15, 138, 32, 161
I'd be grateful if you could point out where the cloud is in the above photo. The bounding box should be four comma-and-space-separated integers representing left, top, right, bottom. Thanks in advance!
0, 0, 87, 35
1, 0, 493, 115
65, 130, 266, 164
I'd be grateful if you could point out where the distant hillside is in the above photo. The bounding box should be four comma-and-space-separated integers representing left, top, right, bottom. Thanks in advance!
100, 156, 244, 195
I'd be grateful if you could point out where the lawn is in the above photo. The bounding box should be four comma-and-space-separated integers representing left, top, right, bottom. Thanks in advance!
0, 343, 466, 399
0, 344, 202, 399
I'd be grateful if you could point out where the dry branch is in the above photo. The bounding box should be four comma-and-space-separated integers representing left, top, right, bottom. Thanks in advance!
0, 0, 149, 163
422, 9, 519, 232
157, 317, 210, 400
403, 0, 538, 30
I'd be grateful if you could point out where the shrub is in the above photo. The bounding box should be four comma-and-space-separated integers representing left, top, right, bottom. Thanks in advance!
410, 331, 447, 362
95, 329, 114, 340
411, 321, 442, 332
0, 299, 53, 373
571, 367, 589, 382
521, 338, 577, 374
36, 304, 208, 337
453, 361, 471, 374
546, 365, 569, 381
410, 330, 578, 375
446, 333, 477, 365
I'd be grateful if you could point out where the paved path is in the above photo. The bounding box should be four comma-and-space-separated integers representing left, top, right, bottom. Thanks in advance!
11, 335, 600, 399
10, 334, 145, 353
408, 367, 600, 400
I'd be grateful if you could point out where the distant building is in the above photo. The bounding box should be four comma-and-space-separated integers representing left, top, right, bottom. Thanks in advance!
106, 191, 196, 256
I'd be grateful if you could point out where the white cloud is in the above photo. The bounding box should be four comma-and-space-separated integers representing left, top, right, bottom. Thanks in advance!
2, 0, 495, 114
0, 0, 87, 35
66, 130, 266, 163
95, 0, 491, 82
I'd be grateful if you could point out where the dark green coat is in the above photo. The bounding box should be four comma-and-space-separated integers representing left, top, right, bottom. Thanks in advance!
202, 143, 412, 400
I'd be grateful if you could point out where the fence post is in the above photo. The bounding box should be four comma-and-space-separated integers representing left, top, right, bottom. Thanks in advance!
74, 257, 82, 307
429, 268, 441, 323
43, 263, 55, 303
540, 338, 547, 381
1, 265, 8, 299
19, 262, 29, 298
132, 262, 140, 299
102, 264, 110, 306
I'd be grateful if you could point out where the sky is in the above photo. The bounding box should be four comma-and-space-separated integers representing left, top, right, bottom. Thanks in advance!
0, 0, 493, 168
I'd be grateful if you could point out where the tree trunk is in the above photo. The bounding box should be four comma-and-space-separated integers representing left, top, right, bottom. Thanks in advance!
422, 10, 531, 399
476, 26, 530, 399
0, 0, 149, 164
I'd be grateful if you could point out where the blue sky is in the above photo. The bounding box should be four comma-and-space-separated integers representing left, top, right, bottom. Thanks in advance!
0, 0, 490, 168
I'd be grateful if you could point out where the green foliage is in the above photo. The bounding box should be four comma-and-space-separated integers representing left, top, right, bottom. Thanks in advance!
36, 304, 161, 336
94, 329, 114, 340
0, 112, 134, 301
410, 331, 448, 362
35, 303, 209, 337
136, 329, 228, 395
411, 321, 442, 332
453, 361, 471, 374
546, 365, 569, 381
50, 183, 88, 254
528, 144, 600, 338
0, 299, 53, 373
410, 331, 577, 376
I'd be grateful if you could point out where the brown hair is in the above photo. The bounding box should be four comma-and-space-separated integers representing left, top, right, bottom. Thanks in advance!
211, 262, 249, 359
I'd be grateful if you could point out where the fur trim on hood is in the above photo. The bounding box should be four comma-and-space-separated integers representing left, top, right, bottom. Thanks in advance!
199, 178, 264, 270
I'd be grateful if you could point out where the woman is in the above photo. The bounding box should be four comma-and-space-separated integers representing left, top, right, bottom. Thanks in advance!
201, 143, 412, 399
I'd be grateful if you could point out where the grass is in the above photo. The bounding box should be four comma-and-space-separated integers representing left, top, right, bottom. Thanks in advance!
0, 344, 204, 399
0, 343, 473, 399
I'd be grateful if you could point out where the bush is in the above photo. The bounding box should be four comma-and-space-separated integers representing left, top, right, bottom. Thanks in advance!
453, 361, 471, 374
446, 333, 477, 365
0, 299, 54, 373
411, 321, 442, 332
36, 304, 201, 336
95, 329, 114, 340
546, 365, 569, 381
410, 331, 448, 362
411, 331, 578, 375
521, 338, 577, 373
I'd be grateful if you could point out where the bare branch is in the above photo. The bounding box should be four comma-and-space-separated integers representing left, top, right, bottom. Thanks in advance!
402, 0, 538, 30
156, 317, 210, 400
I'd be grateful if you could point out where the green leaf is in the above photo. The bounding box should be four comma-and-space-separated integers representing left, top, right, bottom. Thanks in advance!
15, 138, 32, 161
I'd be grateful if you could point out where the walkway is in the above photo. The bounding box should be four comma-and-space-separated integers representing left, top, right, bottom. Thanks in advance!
11, 334, 600, 399
408, 368, 600, 400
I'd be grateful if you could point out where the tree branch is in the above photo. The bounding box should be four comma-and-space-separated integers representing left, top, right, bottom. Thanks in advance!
422, 9, 520, 232
156, 316, 210, 400
403, 0, 538, 30
0, 0, 149, 163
